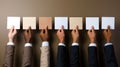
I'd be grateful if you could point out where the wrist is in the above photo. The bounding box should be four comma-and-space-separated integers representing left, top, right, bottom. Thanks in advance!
25, 40, 30, 43
42, 39, 48, 41
9, 39, 13, 42
106, 39, 110, 43
90, 39, 95, 43
60, 39, 64, 43
73, 39, 78, 43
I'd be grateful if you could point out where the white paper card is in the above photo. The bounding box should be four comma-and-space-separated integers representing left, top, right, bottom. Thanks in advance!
54, 17, 68, 29
86, 17, 99, 30
23, 17, 36, 29
7, 17, 20, 29
102, 17, 115, 29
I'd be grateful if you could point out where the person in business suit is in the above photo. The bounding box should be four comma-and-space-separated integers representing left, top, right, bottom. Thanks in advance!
70, 26, 80, 67
103, 26, 118, 67
40, 26, 50, 67
22, 27, 32, 67
88, 26, 98, 67
88, 26, 118, 67
56, 26, 80, 67
4, 26, 17, 67
56, 26, 67, 67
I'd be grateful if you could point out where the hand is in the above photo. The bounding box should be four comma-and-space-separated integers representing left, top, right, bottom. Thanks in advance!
103, 26, 111, 43
8, 26, 17, 42
40, 26, 49, 41
71, 26, 79, 43
24, 27, 31, 43
88, 26, 96, 43
57, 26, 65, 43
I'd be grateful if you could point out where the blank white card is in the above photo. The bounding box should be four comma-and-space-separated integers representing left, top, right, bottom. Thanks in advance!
54, 17, 68, 29
7, 17, 20, 29
102, 17, 115, 29
86, 17, 99, 30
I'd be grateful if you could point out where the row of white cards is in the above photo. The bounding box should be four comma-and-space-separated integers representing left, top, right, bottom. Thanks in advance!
7, 17, 115, 30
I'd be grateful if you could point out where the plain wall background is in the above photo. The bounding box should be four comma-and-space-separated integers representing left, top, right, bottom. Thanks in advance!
0, 0, 120, 67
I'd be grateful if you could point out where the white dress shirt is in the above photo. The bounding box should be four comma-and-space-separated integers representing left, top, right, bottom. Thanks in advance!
58, 43, 79, 46
7, 41, 32, 47
89, 43, 113, 47
42, 41, 49, 46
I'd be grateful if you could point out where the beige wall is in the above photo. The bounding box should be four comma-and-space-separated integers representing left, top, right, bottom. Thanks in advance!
0, 0, 120, 67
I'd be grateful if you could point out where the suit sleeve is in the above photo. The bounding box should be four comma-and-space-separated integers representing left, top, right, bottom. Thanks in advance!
70, 46, 79, 67
88, 47, 98, 67
40, 46, 50, 67
57, 46, 67, 67
104, 45, 118, 67
22, 46, 32, 67
4, 45, 15, 67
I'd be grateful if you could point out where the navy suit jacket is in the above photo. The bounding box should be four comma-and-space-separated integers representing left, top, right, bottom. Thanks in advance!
57, 46, 67, 67
104, 45, 118, 67
88, 45, 118, 67
70, 46, 80, 67
88, 47, 98, 67
57, 46, 80, 67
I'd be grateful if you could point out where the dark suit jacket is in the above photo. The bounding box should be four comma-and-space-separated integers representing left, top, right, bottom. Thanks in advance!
57, 46, 79, 67
22, 47, 32, 67
88, 46, 98, 67
104, 45, 118, 67
70, 46, 79, 67
4, 45, 15, 67
57, 46, 67, 67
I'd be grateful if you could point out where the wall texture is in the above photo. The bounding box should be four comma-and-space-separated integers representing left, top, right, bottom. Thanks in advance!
0, 0, 120, 67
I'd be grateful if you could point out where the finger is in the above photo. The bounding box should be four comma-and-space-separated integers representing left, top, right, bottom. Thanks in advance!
76, 25, 79, 30
91, 26, 94, 32
88, 30, 90, 34
28, 26, 31, 32
28, 27, 31, 34
45, 26, 48, 34
72, 29, 75, 33
24, 30, 27, 35
29, 26, 31, 30
61, 25, 64, 32
103, 29, 107, 33
61, 25, 64, 29
72, 29, 74, 33
40, 29, 43, 36
9, 26, 14, 32
88, 29, 91, 33
58, 29, 61, 32
13, 29, 17, 35
75, 25, 78, 33
107, 25, 110, 32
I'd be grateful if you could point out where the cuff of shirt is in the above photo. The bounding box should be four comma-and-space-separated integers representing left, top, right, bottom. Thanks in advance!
42, 41, 49, 46
89, 43, 96, 47
7, 41, 14, 46
72, 43, 79, 46
58, 43, 65, 46
104, 43, 112, 46
25, 43, 32, 47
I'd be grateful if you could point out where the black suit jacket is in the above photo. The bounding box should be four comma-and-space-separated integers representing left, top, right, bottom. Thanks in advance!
57, 46, 67, 67
70, 46, 79, 67
57, 46, 80, 67
88, 46, 98, 67
104, 45, 118, 67
88, 45, 118, 67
